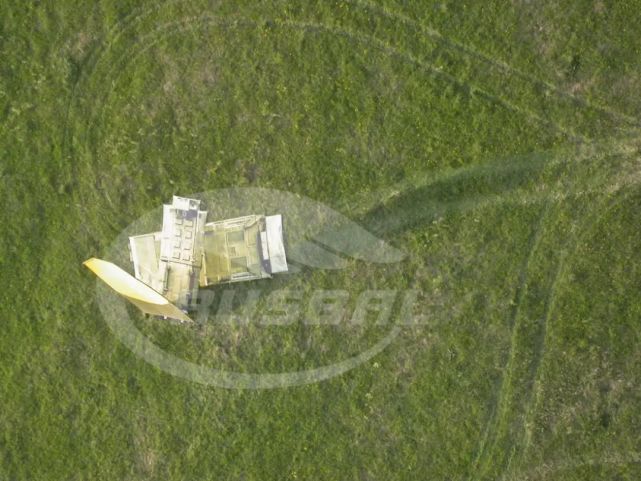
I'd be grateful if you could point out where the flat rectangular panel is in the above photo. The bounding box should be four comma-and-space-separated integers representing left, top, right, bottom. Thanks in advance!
265, 214, 288, 273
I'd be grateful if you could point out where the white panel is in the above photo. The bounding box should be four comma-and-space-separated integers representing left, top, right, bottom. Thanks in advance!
265, 214, 288, 273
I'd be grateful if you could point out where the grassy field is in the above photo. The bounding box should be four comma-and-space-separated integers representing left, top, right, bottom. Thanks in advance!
2, 1, 641, 479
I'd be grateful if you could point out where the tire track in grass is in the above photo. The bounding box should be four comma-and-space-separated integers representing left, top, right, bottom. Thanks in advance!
470, 146, 641, 480
330, 1, 588, 141
342, 133, 638, 212
64, 4, 586, 194
60, 1, 199, 239
65, 13, 253, 228
506, 177, 641, 481
511, 199, 614, 477
64, 1, 639, 222
356, 140, 639, 478
469, 185, 555, 481
506, 450, 641, 480
278, 19, 584, 143
63, 10, 568, 250
345, 137, 640, 235
67, 2, 624, 229
480, 208, 578, 480
511, 145, 641, 475
61, 1, 173, 180
332, 142, 624, 476
332, 140, 640, 480
65, 0, 617, 230
350, 0, 640, 137
62, 1, 274, 211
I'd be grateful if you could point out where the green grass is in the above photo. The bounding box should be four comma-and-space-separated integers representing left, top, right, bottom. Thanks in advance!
1, 1, 641, 479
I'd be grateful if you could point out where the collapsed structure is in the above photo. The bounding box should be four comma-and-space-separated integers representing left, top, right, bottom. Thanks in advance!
84, 196, 288, 321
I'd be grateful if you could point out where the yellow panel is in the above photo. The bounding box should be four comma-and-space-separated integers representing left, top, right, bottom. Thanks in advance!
83, 258, 192, 322
203, 232, 230, 284
246, 222, 258, 246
